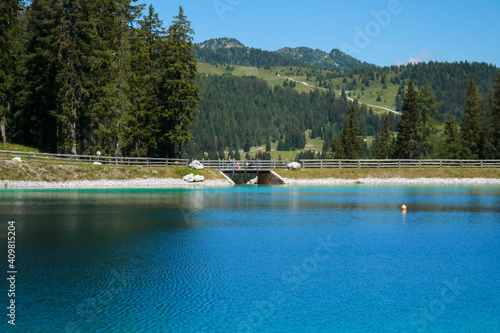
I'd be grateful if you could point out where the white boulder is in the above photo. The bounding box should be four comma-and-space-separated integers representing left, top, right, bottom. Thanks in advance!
11, 157, 22, 163
183, 173, 195, 182
189, 160, 204, 170
93, 162, 102, 165
194, 175, 205, 182
183, 173, 204, 183
287, 162, 302, 169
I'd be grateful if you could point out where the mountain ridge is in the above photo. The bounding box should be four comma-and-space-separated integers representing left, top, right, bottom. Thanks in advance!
196, 37, 375, 70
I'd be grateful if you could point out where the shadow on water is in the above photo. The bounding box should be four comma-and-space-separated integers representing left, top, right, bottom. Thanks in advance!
0, 189, 225, 250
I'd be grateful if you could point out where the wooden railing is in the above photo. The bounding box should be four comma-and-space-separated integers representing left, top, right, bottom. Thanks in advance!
2, 150, 499, 169
0, 150, 188, 167
299, 159, 500, 168
201, 159, 287, 172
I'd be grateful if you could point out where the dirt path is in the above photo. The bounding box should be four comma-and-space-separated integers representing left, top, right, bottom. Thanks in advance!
280, 75, 401, 115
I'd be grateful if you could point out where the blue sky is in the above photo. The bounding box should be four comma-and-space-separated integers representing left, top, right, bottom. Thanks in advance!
146, 0, 500, 67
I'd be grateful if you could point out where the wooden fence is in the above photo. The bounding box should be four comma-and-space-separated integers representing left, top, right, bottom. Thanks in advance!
299, 159, 500, 168
0, 150, 188, 167
1, 150, 499, 169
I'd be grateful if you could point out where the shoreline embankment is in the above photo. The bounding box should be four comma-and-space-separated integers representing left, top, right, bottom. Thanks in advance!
2, 176, 500, 190
1, 160, 499, 189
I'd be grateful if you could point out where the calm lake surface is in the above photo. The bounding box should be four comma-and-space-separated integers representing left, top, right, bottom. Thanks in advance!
0, 186, 499, 332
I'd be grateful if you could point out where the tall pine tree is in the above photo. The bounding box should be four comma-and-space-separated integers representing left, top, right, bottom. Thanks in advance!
20, 0, 67, 152
372, 113, 395, 159
482, 74, 500, 159
126, 4, 165, 157
331, 105, 362, 159
157, 6, 200, 158
0, 0, 24, 144
418, 82, 442, 156
395, 80, 421, 159
443, 114, 461, 159
460, 80, 483, 159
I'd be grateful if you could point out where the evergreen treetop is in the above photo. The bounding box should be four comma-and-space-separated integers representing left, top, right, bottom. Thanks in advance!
395, 80, 421, 159
460, 80, 483, 159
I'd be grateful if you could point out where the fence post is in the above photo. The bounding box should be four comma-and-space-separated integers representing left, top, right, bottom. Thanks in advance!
321, 160, 323, 169
440, 160, 442, 168
358, 160, 361, 168
481, 160, 483, 168
339, 160, 342, 169
398, 160, 401, 168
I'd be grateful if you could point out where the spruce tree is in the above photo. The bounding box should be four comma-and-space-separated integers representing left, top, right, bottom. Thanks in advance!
265, 140, 271, 152
395, 80, 421, 159
81, 0, 140, 156
460, 80, 483, 159
372, 114, 395, 159
418, 82, 442, 156
127, 4, 166, 157
331, 136, 345, 159
482, 74, 500, 158
0, 0, 23, 144
157, 6, 200, 158
332, 105, 362, 159
21, 0, 67, 152
443, 114, 461, 159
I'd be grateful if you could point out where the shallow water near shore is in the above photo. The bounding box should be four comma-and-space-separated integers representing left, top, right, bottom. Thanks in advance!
0, 185, 499, 332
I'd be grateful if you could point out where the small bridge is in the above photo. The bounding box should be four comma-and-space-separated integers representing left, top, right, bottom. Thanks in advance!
200, 159, 288, 184
201, 159, 287, 173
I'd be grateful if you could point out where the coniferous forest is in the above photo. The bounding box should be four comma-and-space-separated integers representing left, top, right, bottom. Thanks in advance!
1, 1, 499, 160
1, 0, 198, 158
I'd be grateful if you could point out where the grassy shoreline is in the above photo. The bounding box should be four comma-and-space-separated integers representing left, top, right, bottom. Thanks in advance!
0, 161, 225, 182
276, 168, 500, 180
1, 160, 499, 184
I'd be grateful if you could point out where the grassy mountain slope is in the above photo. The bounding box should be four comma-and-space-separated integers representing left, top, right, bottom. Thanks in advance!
197, 62, 399, 113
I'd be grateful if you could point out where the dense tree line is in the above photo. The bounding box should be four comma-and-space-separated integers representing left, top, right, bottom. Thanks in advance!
327, 75, 500, 160
349, 62, 499, 122
186, 75, 384, 158
1, 1, 199, 158
368, 76, 500, 160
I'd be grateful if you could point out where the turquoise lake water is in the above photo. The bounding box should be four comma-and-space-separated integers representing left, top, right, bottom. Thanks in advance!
0, 186, 499, 332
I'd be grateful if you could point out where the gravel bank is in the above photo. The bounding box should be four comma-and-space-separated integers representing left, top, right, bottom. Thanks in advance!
1, 178, 233, 190
2, 177, 500, 189
283, 177, 500, 185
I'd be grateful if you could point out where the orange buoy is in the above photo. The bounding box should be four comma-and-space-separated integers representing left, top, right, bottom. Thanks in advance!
402, 204, 407, 212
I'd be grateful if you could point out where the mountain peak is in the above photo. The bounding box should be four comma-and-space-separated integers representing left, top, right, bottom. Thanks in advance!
197, 38, 246, 49
276, 46, 375, 70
